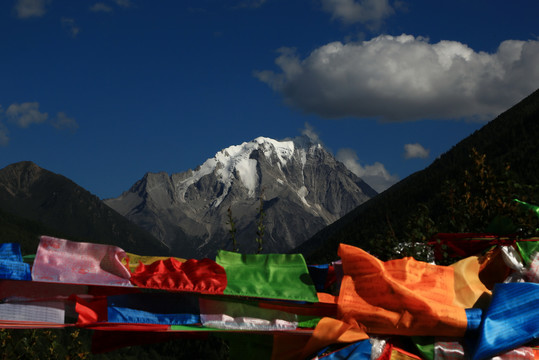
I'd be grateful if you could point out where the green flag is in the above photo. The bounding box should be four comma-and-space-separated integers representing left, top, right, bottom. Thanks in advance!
216, 251, 319, 302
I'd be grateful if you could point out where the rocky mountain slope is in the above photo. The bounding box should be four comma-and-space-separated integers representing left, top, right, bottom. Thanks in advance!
105, 136, 377, 258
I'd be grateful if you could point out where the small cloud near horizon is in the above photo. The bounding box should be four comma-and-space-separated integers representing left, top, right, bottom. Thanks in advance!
336, 148, 399, 193
404, 143, 430, 159
1, 102, 78, 145
14, 0, 48, 19
6, 102, 48, 128
90, 3, 113, 13
300, 122, 322, 144
90, 0, 132, 13
115, 0, 133, 7
61, 18, 80, 38
321, 0, 395, 28
52, 112, 79, 132
296, 123, 398, 192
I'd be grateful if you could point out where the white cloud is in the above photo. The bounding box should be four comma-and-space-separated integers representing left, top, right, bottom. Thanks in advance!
1, 103, 77, 145
301, 122, 321, 144
114, 0, 133, 8
61, 18, 80, 38
90, 3, 113, 13
404, 143, 429, 159
52, 112, 79, 132
14, 0, 48, 19
6, 102, 48, 128
336, 148, 399, 193
321, 0, 394, 27
90, 0, 132, 13
255, 34, 539, 122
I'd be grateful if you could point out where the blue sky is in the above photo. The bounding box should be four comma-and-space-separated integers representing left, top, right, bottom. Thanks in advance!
1, 0, 538, 198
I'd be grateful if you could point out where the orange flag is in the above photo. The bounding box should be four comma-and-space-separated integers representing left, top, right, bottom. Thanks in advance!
337, 243, 468, 337
450, 256, 491, 309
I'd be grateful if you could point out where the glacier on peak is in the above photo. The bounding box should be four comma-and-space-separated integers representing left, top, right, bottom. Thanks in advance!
174, 136, 322, 206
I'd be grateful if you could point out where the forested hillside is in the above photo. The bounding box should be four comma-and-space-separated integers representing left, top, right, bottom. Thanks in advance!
299, 88, 539, 263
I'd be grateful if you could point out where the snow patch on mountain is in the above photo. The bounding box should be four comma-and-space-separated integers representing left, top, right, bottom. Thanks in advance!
257, 137, 295, 166
235, 158, 258, 196
298, 186, 310, 207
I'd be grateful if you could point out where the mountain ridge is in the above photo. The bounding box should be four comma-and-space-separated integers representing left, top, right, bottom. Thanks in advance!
0, 161, 169, 255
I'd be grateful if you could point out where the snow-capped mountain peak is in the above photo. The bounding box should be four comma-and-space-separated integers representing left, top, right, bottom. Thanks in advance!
176, 136, 319, 206
105, 135, 377, 258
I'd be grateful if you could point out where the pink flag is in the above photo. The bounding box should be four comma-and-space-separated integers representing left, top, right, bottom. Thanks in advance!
32, 236, 132, 287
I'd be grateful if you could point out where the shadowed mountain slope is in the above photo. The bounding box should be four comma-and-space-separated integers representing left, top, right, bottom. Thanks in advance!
0, 161, 169, 255
298, 88, 539, 263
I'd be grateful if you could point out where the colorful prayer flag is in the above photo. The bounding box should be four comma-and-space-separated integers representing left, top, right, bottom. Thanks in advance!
216, 250, 319, 302
31, 236, 132, 286
338, 243, 468, 337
